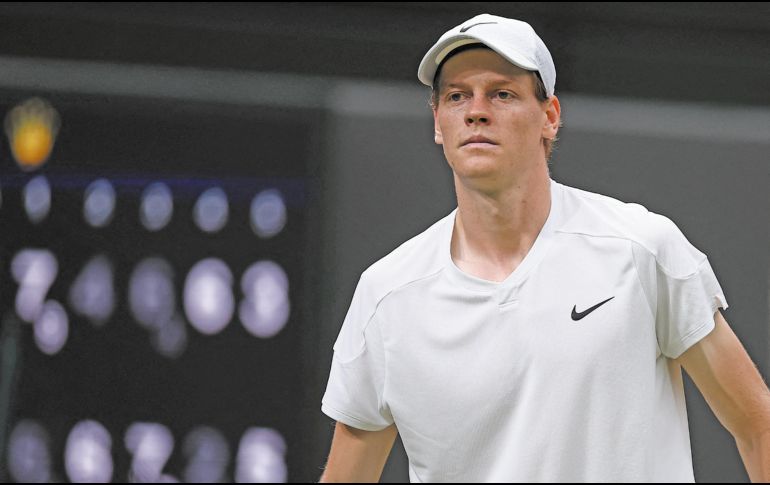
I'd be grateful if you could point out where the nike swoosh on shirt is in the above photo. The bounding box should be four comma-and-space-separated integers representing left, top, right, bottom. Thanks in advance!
571, 296, 615, 321
460, 22, 498, 33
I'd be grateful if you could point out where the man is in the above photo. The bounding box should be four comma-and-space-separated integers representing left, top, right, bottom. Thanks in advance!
320, 14, 770, 482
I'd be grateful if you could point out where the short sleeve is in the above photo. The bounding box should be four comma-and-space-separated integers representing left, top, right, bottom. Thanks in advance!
632, 214, 729, 359
321, 273, 394, 431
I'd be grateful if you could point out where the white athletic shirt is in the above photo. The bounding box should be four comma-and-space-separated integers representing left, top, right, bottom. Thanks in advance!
322, 178, 728, 482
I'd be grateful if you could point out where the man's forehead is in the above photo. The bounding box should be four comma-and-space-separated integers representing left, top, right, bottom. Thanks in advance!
441, 48, 532, 77
438, 50, 534, 89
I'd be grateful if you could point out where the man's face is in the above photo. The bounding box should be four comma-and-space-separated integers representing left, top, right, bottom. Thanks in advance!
432, 48, 559, 194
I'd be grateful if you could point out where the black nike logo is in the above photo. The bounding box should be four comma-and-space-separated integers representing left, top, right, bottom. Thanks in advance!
571, 297, 614, 321
460, 22, 497, 33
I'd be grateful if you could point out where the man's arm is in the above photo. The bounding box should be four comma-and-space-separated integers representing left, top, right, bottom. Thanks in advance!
320, 421, 398, 483
674, 310, 770, 482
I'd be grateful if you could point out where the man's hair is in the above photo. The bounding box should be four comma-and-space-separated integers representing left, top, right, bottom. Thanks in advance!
429, 44, 559, 161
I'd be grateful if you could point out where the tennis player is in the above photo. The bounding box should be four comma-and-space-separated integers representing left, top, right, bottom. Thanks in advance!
320, 14, 770, 482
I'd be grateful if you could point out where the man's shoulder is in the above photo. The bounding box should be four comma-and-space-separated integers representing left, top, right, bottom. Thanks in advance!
558, 183, 702, 271
359, 211, 452, 297
331, 213, 453, 361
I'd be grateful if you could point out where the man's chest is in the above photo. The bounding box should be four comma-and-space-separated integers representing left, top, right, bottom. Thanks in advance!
378, 241, 660, 426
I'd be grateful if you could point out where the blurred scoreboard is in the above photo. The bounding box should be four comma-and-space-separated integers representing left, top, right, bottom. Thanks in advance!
0, 92, 318, 482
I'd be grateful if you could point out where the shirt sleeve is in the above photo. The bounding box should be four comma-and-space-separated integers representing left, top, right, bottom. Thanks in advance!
632, 213, 729, 359
321, 273, 394, 431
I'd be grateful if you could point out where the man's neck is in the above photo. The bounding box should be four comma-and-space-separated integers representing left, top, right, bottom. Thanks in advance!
451, 167, 552, 281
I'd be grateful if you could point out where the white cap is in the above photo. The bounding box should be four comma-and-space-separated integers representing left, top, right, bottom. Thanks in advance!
417, 14, 556, 97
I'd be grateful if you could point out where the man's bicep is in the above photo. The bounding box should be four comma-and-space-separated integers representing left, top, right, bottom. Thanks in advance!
320, 421, 398, 483
675, 310, 770, 441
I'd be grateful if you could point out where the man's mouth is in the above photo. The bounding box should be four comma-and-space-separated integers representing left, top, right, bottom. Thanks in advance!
462, 135, 497, 147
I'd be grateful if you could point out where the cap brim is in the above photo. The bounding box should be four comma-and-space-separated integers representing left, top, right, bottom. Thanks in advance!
418, 33, 539, 86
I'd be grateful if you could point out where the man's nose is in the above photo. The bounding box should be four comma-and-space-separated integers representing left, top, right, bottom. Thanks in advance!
465, 95, 490, 125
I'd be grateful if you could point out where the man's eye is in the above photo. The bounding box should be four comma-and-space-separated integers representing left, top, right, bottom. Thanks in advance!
497, 91, 512, 99
448, 93, 463, 102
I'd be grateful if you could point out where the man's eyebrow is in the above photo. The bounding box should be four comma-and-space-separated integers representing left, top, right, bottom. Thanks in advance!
442, 78, 524, 90
441, 82, 464, 91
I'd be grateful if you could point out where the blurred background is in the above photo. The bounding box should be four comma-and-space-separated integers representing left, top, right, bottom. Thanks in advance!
0, 2, 767, 483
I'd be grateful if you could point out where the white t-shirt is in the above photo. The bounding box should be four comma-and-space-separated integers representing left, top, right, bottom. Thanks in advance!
322, 178, 728, 482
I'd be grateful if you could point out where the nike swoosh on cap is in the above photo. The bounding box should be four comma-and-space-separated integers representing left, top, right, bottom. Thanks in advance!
571, 296, 615, 321
459, 22, 498, 33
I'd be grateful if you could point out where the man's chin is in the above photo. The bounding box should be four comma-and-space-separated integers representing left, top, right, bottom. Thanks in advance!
449, 155, 501, 174
454, 170, 510, 196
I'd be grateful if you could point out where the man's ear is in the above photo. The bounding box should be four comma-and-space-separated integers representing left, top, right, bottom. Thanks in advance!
433, 108, 444, 145
542, 95, 561, 141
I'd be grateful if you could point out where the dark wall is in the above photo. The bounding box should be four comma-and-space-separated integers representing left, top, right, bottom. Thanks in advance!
0, 3, 768, 105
